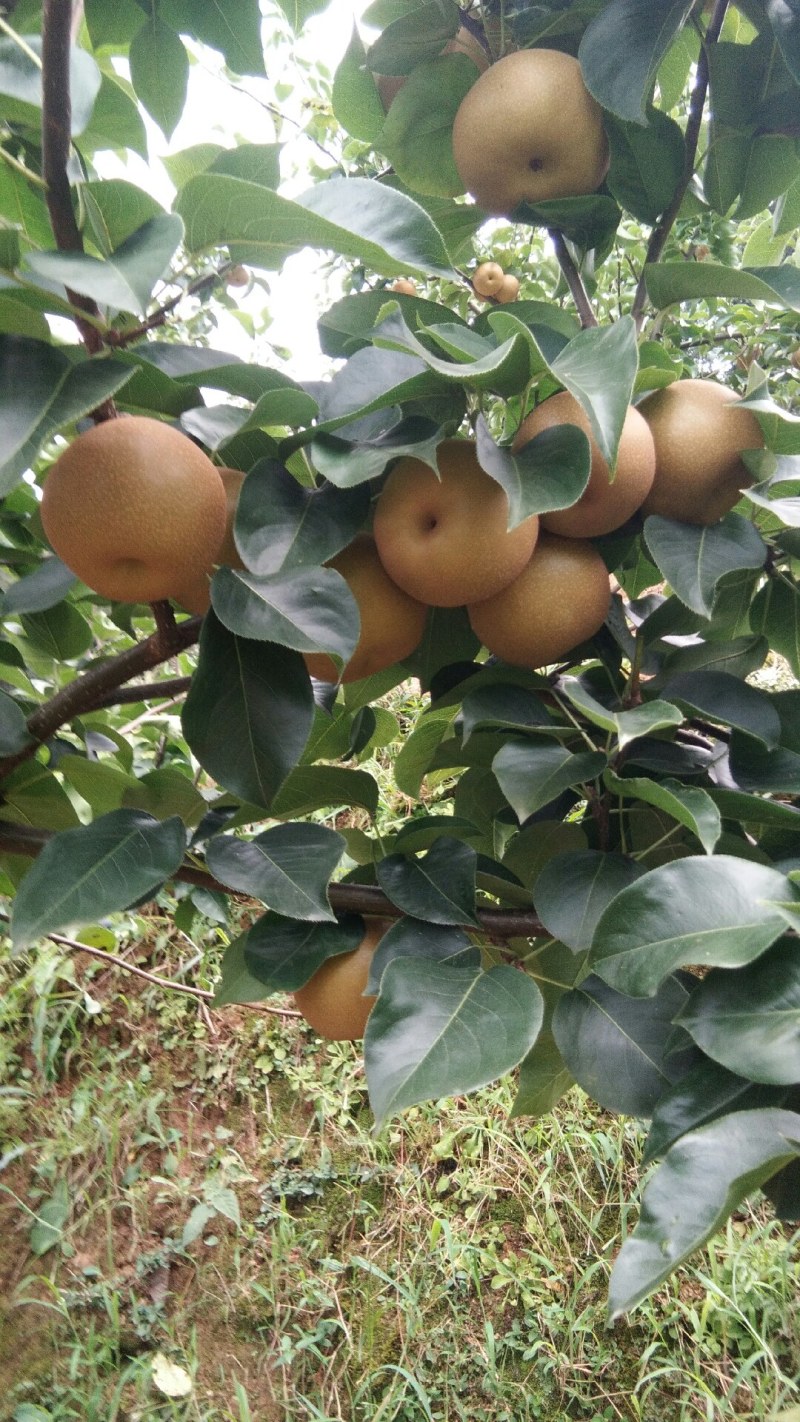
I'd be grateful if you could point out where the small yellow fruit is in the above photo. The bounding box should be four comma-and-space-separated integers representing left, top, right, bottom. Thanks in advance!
467, 532, 611, 669
452, 49, 609, 215
473, 261, 505, 298
293, 918, 390, 1039
495, 273, 520, 304
226, 265, 250, 288
373, 439, 539, 607
639, 379, 764, 525
513, 392, 656, 539
391, 278, 417, 296
304, 533, 427, 684
41, 417, 226, 606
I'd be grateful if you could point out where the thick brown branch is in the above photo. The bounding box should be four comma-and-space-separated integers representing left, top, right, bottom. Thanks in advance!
0, 615, 201, 778
548, 228, 598, 329
0, 827, 547, 939
631, 0, 729, 329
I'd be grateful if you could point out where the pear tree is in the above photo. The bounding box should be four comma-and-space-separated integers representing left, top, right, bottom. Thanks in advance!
2, 0, 800, 1320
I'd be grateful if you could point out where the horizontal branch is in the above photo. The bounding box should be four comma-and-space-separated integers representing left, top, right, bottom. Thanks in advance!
0, 827, 547, 940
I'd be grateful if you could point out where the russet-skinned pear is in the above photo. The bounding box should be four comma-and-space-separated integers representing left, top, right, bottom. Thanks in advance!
293, 918, 390, 1039
639, 379, 764, 525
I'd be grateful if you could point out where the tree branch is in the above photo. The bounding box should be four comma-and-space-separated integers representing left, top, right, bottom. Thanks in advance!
89, 676, 193, 710
0, 826, 548, 939
631, 0, 729, 330
548, 229, 598, 328
0, 615, 201, 779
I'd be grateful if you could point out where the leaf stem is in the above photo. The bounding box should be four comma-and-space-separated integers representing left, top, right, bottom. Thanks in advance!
548, 228, 598, 329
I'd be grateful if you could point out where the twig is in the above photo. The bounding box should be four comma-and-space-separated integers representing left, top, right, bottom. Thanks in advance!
103, 268, 224, 349
0, 615, 201, 779
89, 676, 193, 710
631, 0, 729, 329
548, 229, 598, 328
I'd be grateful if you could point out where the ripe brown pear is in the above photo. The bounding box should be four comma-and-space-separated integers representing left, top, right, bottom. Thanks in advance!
41, 416, 226, 606
293, 918, 390, 1040
216, 468, 246, 571
391, 278, 417, 296
304, 533, 427, 684
452, 49, 609, 215
374, 27, 488, 110
513, 392, 656, 538
473, 261, 505, 298
373, 439, 539, 607
467, 532, 611, 669
496, 273, 520, 304
639, 379, 764, 525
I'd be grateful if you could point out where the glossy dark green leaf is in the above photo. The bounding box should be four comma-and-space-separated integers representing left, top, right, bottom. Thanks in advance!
378, 54, 475, 198
677, 941, 800, 1086
548, 317, 639, 470
129, 16, 188, 140
0, 762, 81, 832
590, 856, 792, 997
579, 0, 694, 122
311, 348, 441, 437
402, 606, 480, 691
370, 309, 532, 395
58, 756, 136, 816
534, 850, 646, 953
605, 770, 721, 856
182, 611, 313, 809
643, 1057, 787, 1165
729, 731, 800, 795
333, 25, 385, 144
475, 417, 591, 528
644, 514, 766, 618
644, 262, 800, 314
206, 823, 345, 921
605, 106, 685, 223
493, 741, 607, 823
177, 174, 455, 280
710, 788, 800, 835
1, 558, 75, 615
553, 971, 692, 1117
269, 765, 379, 818
510, 1029, 574, 1119
461, 684, 556, 743
560, 677, 684, 749
393, 706, 458, 797
122, 768, 206, 827
365, 958, 544, 1127
608, 1109, 800, 1318
318, 288, 469, 360
0, 689, 31, 755
26, 215, 184, 318
0, 36, 101, 135
751, 576, 800, 678
20, 604, 93, 661
211, 566, 358, 668
366, 917, 476, 995
659, 669, 780, 748
233, 460, 368, 574
0, 337, 134, 496
214, 912, 365, 1003
377, 836, 479, 927
11, 810, 185, 951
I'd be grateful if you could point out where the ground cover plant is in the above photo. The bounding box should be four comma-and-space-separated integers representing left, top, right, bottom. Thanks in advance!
1, 0, 800, 1404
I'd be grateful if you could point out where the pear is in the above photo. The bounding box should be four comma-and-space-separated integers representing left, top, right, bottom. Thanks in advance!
304, 534, 427, 684
639, 379, 764, 525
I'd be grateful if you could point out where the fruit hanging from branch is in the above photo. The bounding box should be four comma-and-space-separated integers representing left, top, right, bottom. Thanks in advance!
293, 918, 390, 1039
639, 379, 764, 525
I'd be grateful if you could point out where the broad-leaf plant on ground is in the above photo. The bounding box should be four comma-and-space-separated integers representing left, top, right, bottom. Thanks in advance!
1, 0, 800, 1319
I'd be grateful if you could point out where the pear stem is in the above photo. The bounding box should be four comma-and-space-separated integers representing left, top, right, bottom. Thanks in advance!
631, 0, 730, 330
548, 229, 598, 329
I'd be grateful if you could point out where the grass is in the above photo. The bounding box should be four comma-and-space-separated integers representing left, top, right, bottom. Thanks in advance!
1, 922, 799, 1422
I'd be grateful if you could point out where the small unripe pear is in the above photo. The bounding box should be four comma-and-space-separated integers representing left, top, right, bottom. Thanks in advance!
473, 261, 505, 298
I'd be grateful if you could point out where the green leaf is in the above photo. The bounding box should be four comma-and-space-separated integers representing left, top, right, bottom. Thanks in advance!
159, 0, 266, 77
0, 37, 100, 135
751, 576, 800, 678
0, 162, 54, 253
176, 174, 456, 281
605, 770, 722, 856
76, 72, 149, 162
549, 318, 639, 468
605, 106, 685, 223
269, 764, 379, 818
393, 705, 458, 797
11, 810, 185, 951
643, 514, 766, 618
644, 262, 800, 314
81, 180, 165, 253
0, 336, 134, 497
20, 604, 93, 661
378, 54, 476, 198
365, 958, 544, 1127
273, 0, 330, 32
367, 2, 459, 73
59, 756, 137, 816
206, 823, 345, 921
29, 1177, 70, 1257
122, 768, 206, 827
181, 612, 314, 809
534, 850, 646, 952
493, 741, 607, 822
25, 215, 184, 318
475, 417, 591, 528
579, 0, 694, 123
729, 731, 800, 795
659, 669, 780, 747
608, 1109, 800, 1318
319, 287, 469, 359
129, 16, 188, 141
0, 763, 80, 832
560, 677, 684, 750
710, 788, 800, 835
366, 916, 476, 995
461, 683, 556, 743
402, 605, 480, 691
233, 460, 368, 574
376, 836, 479, 927
214, 912, 365, 1003
0, 689, 31, 755
333, 25, 386, 144
643, 1057, 786, 1165
1, 557, 75, 615
211, 566, 359, 669
677, 941, 800, 1086
510, 1029, 574, 1119
766, 0, 800, 82
552, 971, 692, 1116
590, 856, 792, 997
